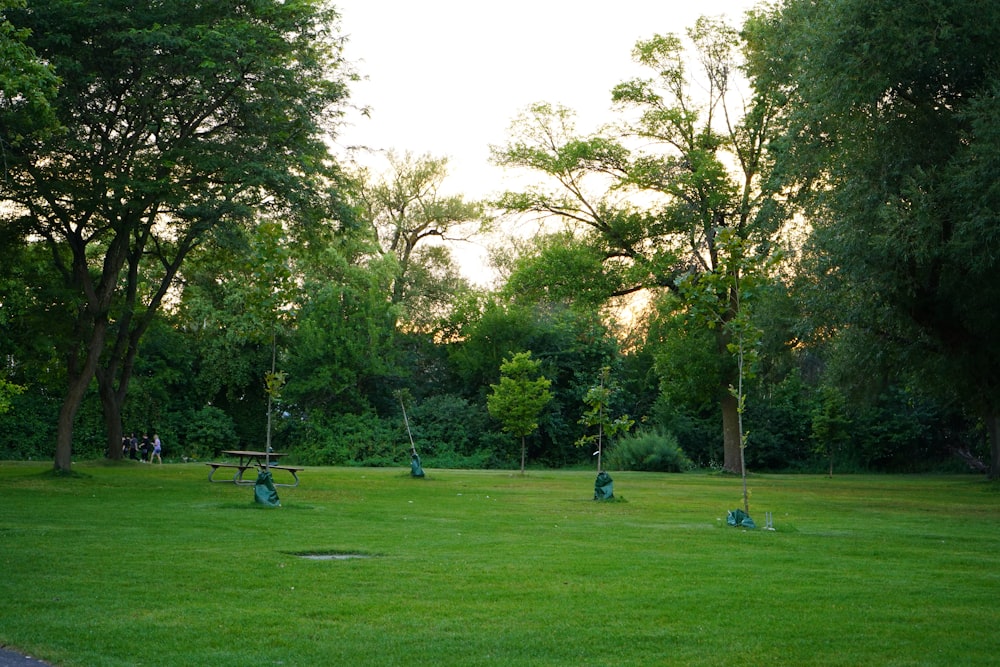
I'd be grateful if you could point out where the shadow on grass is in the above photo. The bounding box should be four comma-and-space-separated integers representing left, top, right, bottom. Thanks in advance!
283, 549, 383, 560
214, 502, 316, 511
40, 467, 90, 480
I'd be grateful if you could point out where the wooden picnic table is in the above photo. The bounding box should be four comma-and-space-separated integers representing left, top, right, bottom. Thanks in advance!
223, 449, 285, 468
205, 450, 304, 487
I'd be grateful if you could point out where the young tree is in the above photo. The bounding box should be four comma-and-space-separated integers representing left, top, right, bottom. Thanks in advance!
576, 366, 633, 473
679, 227, 768, 511
745, 0, 1000, 476
0, 0, 353, 471
810, 386, 852, 478
487, 351, 553, 474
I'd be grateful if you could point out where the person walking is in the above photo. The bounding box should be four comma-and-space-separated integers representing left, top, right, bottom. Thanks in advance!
151, 434, 162, 464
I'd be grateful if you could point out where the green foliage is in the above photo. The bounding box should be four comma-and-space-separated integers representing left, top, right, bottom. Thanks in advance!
499, 232, 619, 309
487, 351, 554, 472
746, 0, 1000, 473
183, 406, 238, 461
576, 366, 633, 472
352, 150, 483, 329
487, 352, 553, 438
281, 251, 400, 415
0, 0, 354, 468
0, 390, 58, 460
264, 370, 288, 401
405, 394, 492, 466
0, 378, 24, 415
605, 428, 693, 472
649, 394, 720, 468
448, 298, 621, 466
742, 373, 815, 471
287, 411, 400, 467
649, 297, 722, 399
0, 0, 61, 146
810, 386, 852, 475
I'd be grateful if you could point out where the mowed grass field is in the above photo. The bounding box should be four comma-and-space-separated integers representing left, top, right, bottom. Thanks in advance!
1, 462, 998, 666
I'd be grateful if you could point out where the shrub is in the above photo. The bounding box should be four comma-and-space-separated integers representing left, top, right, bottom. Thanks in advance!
290, 410, 404, 467
606, 428, 694, 472
184, 406, 238, 460
0, 390, 59, 460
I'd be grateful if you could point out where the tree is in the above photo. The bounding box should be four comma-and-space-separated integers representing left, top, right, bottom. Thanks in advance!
745, 0, 1000, 476
678, 227, 769, 510
448, 295, 622, 466
0, 0, 353, 471
576, 366, 633, 473
352, 151, 484, 331
810, 386, 851, 478
280, 236, 401, 417
487, 351, 553, 474
492, 18, 784, 473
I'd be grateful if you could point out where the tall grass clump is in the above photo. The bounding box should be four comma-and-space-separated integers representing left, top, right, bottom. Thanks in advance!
606, 427, 694, 472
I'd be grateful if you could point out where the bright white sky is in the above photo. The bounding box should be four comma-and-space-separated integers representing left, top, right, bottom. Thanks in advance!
330, 1, 761, 283
333, 0, 760, 198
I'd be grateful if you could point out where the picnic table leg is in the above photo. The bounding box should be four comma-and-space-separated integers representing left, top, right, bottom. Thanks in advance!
276, 469, 300, 488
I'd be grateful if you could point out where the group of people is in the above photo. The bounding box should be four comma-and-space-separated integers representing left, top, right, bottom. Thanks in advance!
121, 432, 162, 463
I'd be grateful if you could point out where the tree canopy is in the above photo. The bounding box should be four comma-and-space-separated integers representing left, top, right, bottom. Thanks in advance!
745, 0, 1000, 475
352, 151, 485, 330
0, 0, 354, 471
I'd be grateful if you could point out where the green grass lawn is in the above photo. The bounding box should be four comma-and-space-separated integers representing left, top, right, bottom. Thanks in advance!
1, 462, 998, 666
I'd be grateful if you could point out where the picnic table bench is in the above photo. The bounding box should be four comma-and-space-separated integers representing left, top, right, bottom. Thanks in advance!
205, 461, 256, 485
263, 464, 304, 487
205, 451, 304, 487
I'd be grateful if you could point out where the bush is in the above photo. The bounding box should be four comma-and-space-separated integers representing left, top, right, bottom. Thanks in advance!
184, 406, 238, 460
0, 390, 59, 460
289, 410, 403, 467
606, 428, 693, 472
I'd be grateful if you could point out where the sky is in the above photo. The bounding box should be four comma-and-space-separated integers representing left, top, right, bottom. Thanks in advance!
330, 1, 761, 282
332, 0, 760, 197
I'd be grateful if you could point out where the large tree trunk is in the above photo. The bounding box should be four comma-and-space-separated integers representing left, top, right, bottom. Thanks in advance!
95, 327, 140, 462
54, 375, 90, 473
989, 414, 1000, 480
715, 303, 743, 474
98, 375, 124, 461
721, 390, 742, 473
54, 319, 108, 473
